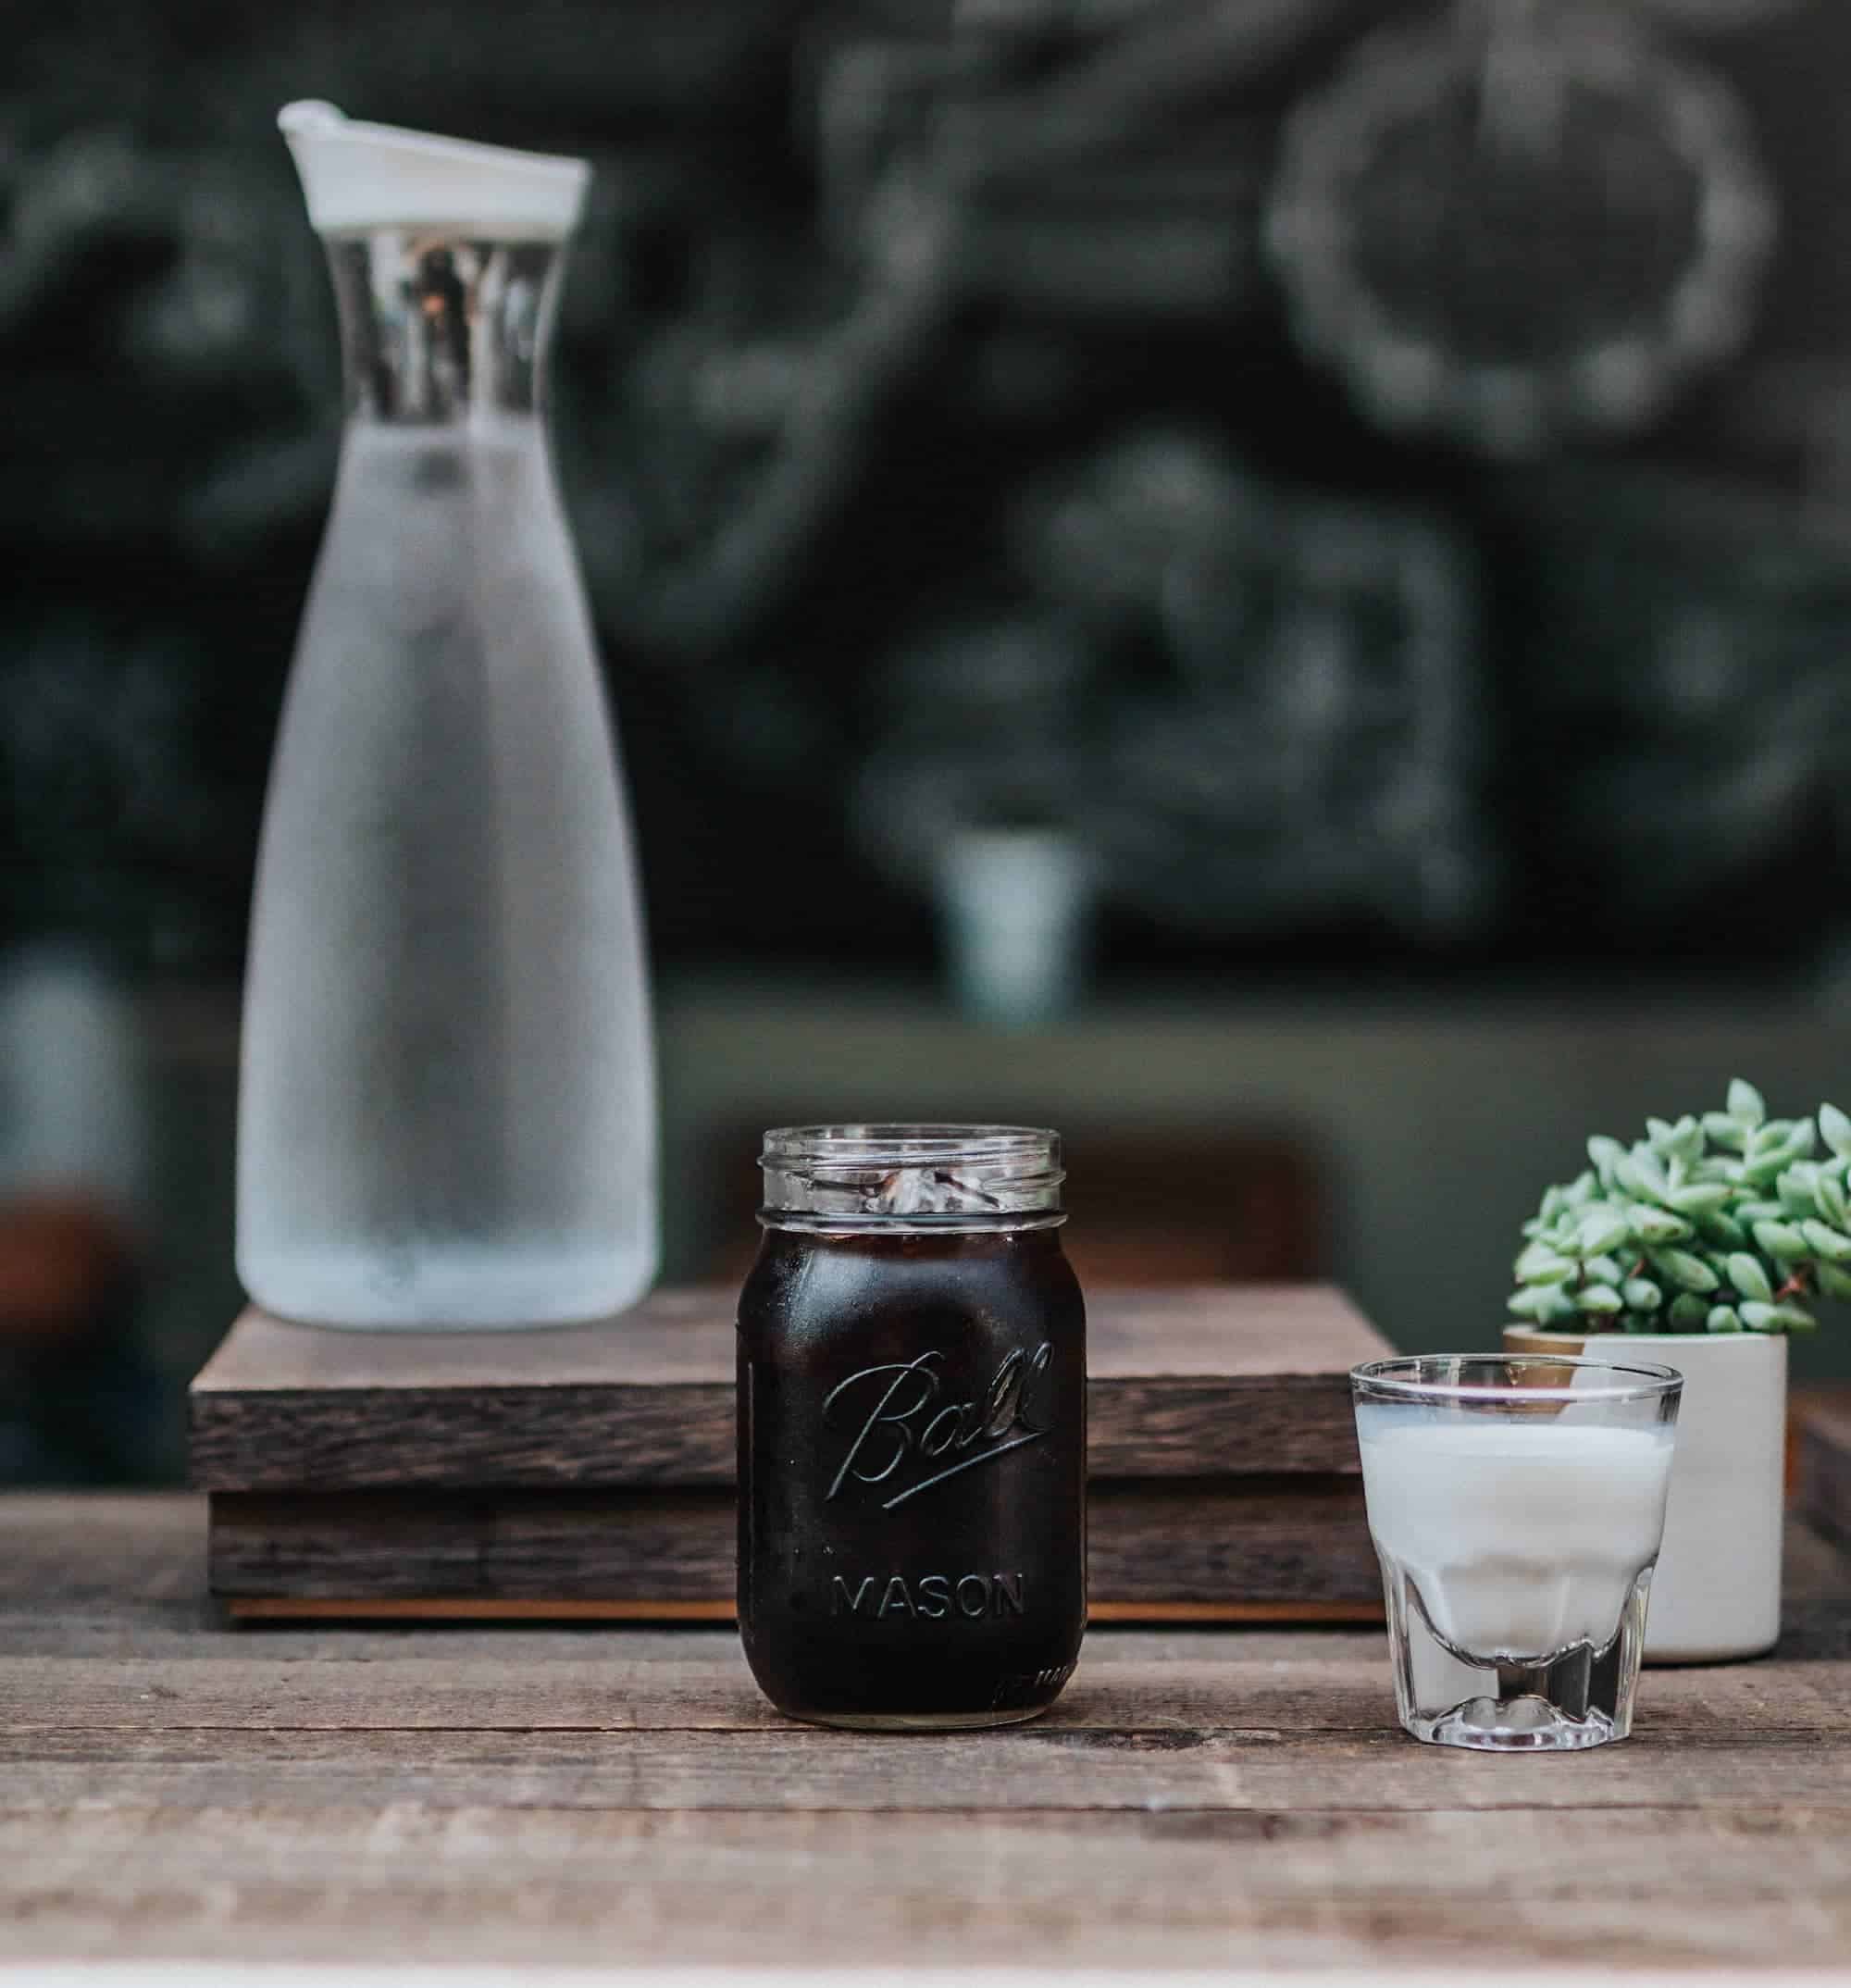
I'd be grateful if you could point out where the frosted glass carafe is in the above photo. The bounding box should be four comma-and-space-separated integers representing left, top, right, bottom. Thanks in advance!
237, 104, 657, 1328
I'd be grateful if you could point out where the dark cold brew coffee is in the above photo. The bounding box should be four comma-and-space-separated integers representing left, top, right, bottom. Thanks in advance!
737, 1126, 1086, 1729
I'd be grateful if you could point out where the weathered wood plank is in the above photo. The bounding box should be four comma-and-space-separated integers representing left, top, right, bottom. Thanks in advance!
6, 1642, 1851, 1736
206, 1490, 737, 1603
1798, 1392, 1851, 1553
1087, 1476, 1374, 1604
189, 1286, 1385, 1490
3, 1725, 1847, 1814
202, 1475, 1379, 1612
2, 1806, 1849, 1968
5, 1495, 1851, 1969
193, 1286, 1383, 1388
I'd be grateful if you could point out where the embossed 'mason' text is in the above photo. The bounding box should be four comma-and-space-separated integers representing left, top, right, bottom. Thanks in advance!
830, 1572, 1025, 1619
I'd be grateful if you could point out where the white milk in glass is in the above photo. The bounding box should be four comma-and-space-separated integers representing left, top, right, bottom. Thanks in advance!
1357, 1413, 1676, 1659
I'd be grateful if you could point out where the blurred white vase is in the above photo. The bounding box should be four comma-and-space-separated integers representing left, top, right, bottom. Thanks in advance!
934, 828, 1093, 1030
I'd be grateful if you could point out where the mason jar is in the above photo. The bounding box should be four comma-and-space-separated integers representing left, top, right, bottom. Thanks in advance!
736, 1124, 1087, 1729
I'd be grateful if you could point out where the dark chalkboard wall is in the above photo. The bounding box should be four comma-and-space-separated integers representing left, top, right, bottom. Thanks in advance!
6, 0, 1851, 981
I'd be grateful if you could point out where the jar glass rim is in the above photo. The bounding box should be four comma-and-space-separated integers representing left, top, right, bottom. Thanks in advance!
762, 1124, 1057, 1162
758, 1124, 1064, 1228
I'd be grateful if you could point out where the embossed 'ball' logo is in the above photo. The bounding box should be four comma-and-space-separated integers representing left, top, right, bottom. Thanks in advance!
823, 1345, 1055, 1510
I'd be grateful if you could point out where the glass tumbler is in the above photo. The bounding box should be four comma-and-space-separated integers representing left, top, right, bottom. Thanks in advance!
1352, 1354, 1683, 1752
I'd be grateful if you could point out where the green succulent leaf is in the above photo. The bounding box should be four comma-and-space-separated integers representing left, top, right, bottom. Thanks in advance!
1818, 1261, 1851, 1303
1583, 1252, 1623, 1286
1630, 1206, 1695, 1245
1741, 1299, 1819, 1334
1729, 1079, 1767, 1128
1817, 1172, 1850, 1229
1707, 1305, 1743, 1334
1575, 1283, 1624, 1315
1648, 1248, 1720, 1295
1612, 1153, 1668, 1204
1696, 1210, 1749, 1249
1790, 1118, 1820, 1160
1516, 1245, 1576, 1285
1666, 1183, 1731, 1215
1510, 1284, 1576, 1324
1703, 1112, 1748, 1153
1725, 1254, 1773, 1302
1577, 1208, 1634, 1257
1646, 1117, 1677, 1152
1563, 1170, 1598, 1210
1750, 1120, 1792, 1158
1778, 1169, 1820, 1219
1621, 1278, 1663, 1312
1819, 1101, 1851, 1162
1587, 1136, 1627, 1186
1669, 1292, 1710, 1329
1802, 1219, 1851, 1264
1744, 1149, 1797, 1188
1753, 1220, 1811, 1262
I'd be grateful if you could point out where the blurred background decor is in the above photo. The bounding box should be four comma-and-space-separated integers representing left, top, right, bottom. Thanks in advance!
1267, 0, 1777, 455
8, 0, 1851, 1481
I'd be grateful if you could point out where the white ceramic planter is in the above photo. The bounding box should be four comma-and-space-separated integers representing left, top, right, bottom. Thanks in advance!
1504, 1327, 1787, 1662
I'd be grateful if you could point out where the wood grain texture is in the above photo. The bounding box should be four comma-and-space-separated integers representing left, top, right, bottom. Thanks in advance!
1087, 1476, 1374, 1604
2, 1807, 1847, 1969
1798, 1392, 1851, 1551
219, 1597, 1385, 1623
203, 1475, 1379, 1612
189, 1285, 1386, 1491
7, 1724, 1851, 1815
193, 1286, 1383, 1389
6, 1627, 1851, 1736
206, 1489, 737, 1603
6, 1495, 1851, 1969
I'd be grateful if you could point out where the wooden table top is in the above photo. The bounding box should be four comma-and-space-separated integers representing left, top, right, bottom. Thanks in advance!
4, 1493, 1850, 1972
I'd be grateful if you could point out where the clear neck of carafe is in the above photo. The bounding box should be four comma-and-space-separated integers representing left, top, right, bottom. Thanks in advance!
321, 230, 565, 430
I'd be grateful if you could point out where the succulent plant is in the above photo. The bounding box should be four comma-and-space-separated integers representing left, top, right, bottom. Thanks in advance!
1511, 1080, 1851, 1334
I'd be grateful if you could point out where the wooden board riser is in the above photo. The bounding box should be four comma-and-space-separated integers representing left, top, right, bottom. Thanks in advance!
225, 1598, 1386, 1623
193, 1286, 1389, 1619
206, 1477, 1380, 1612
191, 1286, 1387, 1491
193, 1384, 1360, 1488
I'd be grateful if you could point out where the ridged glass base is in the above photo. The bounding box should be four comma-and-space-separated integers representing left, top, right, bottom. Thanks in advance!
1382, 1553, 1654, 1753
1413, 1696, 1619, 1752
